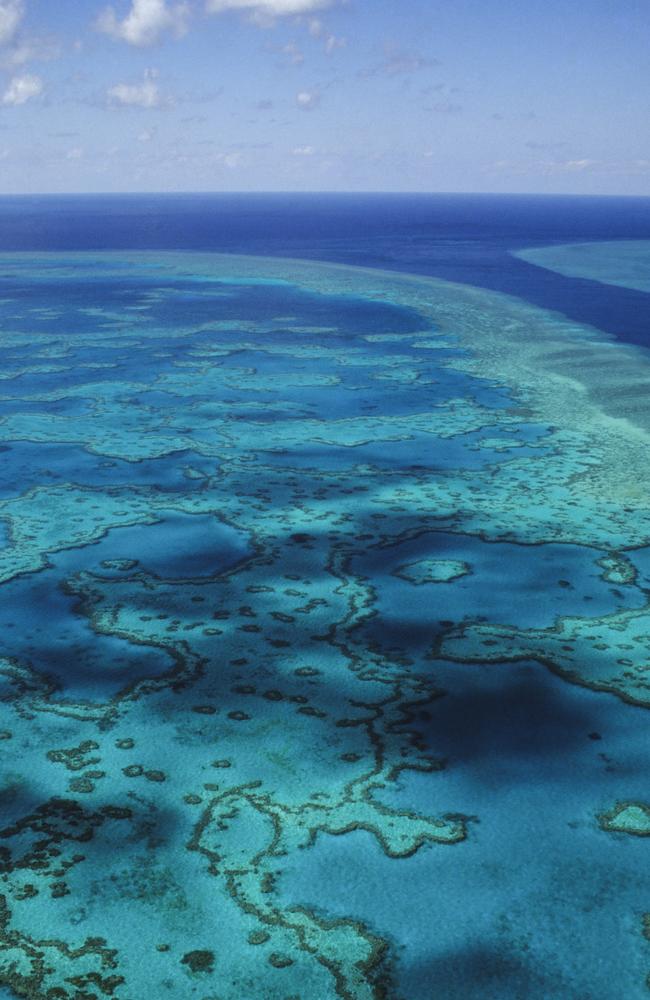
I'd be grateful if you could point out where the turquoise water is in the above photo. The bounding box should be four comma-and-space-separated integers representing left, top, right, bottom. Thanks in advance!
0, 249, 649, 998
279, 661, 650, 1000
516, 240, 650, 294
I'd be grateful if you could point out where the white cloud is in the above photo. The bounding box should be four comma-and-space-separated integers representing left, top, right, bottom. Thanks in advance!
324, 32, 344, 53
220, 151, 241, 168
107, 68, 168, 107
66, 146, 84, 160
296, 88, 320, 110
2, 72, 42, 105
0, 36, 59, 68
562, 158, 596, 172
137, 127, 157, 141
0, 3, 59, 74
206, 0, 333, 21
292, 144, 315, 155
0, 0, 23, 47
538, 158, 598, 175
308, 17, 345, 54
97, 0, 189, 47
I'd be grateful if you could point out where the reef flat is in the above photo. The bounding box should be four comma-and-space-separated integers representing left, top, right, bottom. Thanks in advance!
0, 252, 649, 997
516, 239, 650, 294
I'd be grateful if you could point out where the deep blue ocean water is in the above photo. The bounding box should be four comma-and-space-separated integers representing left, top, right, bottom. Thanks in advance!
2, 192, 650, 345
0, 195, 649, 1000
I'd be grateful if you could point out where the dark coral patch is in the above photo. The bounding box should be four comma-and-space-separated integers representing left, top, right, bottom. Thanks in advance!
181, 949, 215, 974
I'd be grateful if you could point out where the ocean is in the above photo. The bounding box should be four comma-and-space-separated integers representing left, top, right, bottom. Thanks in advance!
0, 193, 648, 999
2, 192, 650, 344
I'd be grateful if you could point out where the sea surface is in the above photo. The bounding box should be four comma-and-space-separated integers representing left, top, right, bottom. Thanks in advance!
0, 194, 649, 999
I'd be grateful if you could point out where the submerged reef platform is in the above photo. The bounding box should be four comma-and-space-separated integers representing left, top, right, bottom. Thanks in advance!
0, 250, 649, 997
516, 239, 650, 294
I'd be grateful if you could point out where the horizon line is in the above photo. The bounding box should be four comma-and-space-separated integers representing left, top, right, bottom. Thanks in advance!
0, 190, 649, 200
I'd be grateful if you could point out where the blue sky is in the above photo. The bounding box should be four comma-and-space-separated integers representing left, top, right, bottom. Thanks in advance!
0, 0, 647, 194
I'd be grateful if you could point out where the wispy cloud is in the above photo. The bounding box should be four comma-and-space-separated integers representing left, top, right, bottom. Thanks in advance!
219, 151, 242, 168
292, 144, 315, 155
364, 45, 436, 78
559, 158, 597, 172
2, 71, 42, 105
107, 68, 169, 107
206, 0, 334, 26
425, 101, 462, 114
97, 0, 190, 47
525, 140, 568, 152
0, 0, 23, 47
307, 17, 345, 54
485, 156, 599, 176
296, 88, 320, 110
0, 1, 58, 70
0, 35, 59, 69
279, 41, 304, 64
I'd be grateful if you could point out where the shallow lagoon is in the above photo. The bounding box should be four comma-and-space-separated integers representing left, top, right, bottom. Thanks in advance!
0, 250, 649, 998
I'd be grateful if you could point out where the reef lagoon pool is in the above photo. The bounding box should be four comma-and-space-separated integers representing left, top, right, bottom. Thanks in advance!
1, 203, 650, 998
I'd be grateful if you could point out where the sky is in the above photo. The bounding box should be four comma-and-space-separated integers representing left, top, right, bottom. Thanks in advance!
0, 0, 647, 195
